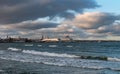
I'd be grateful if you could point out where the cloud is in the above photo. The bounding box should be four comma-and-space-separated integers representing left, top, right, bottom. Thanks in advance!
0, 0, 99, 24
12, 21, 58, 30
5, 17, 63, 30
1, 0, 120, 39
2, 11, 120, 39
29, 23, 90, 39
65, 12, 118, 29
55, 12, 120, 39
87, 22, 120, 36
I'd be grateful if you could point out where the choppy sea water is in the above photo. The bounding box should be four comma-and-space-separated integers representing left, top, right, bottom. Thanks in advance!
0, 42, 120, 74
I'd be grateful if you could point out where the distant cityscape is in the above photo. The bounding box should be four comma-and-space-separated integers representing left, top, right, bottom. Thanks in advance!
0, 35, 120, 43
0, 35, 74, 43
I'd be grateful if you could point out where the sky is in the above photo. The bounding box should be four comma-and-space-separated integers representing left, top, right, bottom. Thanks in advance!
0, 0, 120, 40
95, 0, 120, 14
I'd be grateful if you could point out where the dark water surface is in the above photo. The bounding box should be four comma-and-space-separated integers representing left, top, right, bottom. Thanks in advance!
0, 42, 120, 74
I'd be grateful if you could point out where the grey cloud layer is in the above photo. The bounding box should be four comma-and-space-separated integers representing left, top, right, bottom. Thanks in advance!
12, 21, 58, 30
1, 0, 120, 39
65, 12, 118, 29
0, 0, 99, 24
88, 23, 120, 36
59, 12, 120, 38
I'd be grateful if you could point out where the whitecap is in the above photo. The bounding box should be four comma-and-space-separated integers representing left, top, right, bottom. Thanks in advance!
8, 47, 22, 52
22, 50, 78, 58
38, 45, 42, 47
0, 70, 4, 72
49, 45, 58, 47
1, 50, 120, 71
108, 57, 120, 62
66, 45, 73, 48
25, 44, 33, 46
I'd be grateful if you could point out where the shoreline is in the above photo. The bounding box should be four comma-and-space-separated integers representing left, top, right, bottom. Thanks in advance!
0, 40, 120, 43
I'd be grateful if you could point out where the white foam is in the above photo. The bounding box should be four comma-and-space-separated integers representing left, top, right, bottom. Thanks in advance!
108, 57, 120, 62
84, 66, 104, 70
66, 45, 73, 48
22, 50, 78, 58
0, 70, 4, 72
38, 45, 42, 47
25, 44, 33, 46
49, 45, 57, 47
3, 47, 120, 71
8, 47, 22, 52
43, 62, 65, 67
1, 50, 120, 71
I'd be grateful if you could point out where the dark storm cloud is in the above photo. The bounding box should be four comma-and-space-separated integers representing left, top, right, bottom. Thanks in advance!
0, 0, 99, 24
8, 19, 59, 30
57, 12, 75, 19
0, 0, 29, 5
15, 22, 58, 30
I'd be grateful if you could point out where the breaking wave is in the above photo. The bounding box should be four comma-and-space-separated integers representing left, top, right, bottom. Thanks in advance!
108, 57, 120, 62
0, 47, 119, 71
1, 55, 120, 71
8, 47, 22, 52
0, 70, 4, 72
7, 47, 120, 62
66, 45, 73, 48
25, 44, 33, 46
49, 45, 58, 47
37, 45, 42, 47
22, 50, 78, 58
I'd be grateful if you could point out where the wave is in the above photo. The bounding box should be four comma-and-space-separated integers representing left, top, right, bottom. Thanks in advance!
0, 70, 4, 72
40, 62, 109, 70
49, 45, 57, 47
7, 47, 78, 58
1, 48, 120, 71
66, 45, 73, 48
25, 44, 33, 46
37, 45, 42, 47
7, 47, 120, 62
8, 47, 22, 52
1, 56, 120, 71
22, 50, 79, 58
108, 57, 120, 62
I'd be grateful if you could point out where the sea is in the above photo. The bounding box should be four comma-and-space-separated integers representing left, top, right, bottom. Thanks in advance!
0, 42, 120, 74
